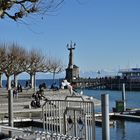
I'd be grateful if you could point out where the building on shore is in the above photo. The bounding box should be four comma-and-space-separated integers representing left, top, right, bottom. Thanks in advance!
65, 41, 79, 83
69, 67, 140, 91
104, 68, 140, 91
119, 68, 140, 80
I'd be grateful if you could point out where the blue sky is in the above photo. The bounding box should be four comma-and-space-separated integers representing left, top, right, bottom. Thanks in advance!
0, 0, 140, 78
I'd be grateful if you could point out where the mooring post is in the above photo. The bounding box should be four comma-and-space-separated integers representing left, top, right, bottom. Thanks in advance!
122, 83, 126, 111
101, 94, 110, 140
8, 90, 13, 137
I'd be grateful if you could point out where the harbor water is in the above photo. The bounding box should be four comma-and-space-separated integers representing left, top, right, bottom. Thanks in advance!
81, 89, 140, 140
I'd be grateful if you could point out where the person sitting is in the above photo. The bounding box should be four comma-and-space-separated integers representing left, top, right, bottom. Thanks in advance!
42, 82, 47, 89
31, 91, 42, 108
17, 83, 22, 92
51, 82, 59, 91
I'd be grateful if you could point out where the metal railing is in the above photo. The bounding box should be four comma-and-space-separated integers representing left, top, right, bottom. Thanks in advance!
42, 94, 96, 140
0, 125, 81, 140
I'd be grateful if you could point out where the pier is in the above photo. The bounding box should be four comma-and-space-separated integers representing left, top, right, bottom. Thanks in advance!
72, 76, 140, 91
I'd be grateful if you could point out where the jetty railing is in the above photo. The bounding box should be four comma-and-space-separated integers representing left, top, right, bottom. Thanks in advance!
42, 94, 96, 140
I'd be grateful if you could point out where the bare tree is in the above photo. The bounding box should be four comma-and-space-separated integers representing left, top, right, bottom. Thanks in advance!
0, 0, 65, 21
13, 46, 27, 88
3, 43, 25, 89
27, 48, 48, 91
0, 44, 7, 87
48, 57, 64, 84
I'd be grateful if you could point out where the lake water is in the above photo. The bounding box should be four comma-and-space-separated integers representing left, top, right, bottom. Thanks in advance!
2, 79, 62, 89
81, 89, 140, 140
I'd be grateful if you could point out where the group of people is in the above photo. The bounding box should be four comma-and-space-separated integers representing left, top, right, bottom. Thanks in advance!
50, 82, 59, 91
30, 79, 74, 108
39, 82, 47, 90
31, 86, 45, 108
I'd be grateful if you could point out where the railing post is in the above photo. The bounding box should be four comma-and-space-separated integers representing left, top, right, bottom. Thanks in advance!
8, 90, 13, 137
101, 94, 110, 140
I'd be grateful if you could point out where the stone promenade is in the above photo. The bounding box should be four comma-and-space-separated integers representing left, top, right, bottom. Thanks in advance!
0, 88, 101, 119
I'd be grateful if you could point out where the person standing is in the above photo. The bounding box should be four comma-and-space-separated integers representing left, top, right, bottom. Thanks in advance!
61, 79, 73, 94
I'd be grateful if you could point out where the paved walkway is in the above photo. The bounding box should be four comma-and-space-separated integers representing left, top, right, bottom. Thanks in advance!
0, 88, 101, 104
0, 88, 101, 118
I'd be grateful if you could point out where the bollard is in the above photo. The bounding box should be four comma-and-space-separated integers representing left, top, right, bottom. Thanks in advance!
122, 83, 126, 111
8, 90, 13, 137
101, 94, 110, 140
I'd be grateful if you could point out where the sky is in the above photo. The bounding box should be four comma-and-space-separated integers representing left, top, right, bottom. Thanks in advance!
0, 0, 140, 78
